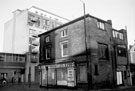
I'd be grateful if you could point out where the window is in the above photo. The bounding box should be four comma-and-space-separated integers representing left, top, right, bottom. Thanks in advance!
98, 43, 109, 60
97, 20, 105, 30
43, 19, 50, 26
61, 41, 68, 57
28, 14, 35, 26
29, 37, 36, 44
46, 20, 50, 26
28, 14, 40, 28
45, 36, 50, 43
57, 68, 67, 81
61, 29, 67, 37
45, 47, 51, 60
35, 17, 40, 28
29, 29, 35, 35
112, 31, 123, 40
124, 71, 127, 79
0, 55, 4, 61
29, 29, 38, 37
19, 56, 24, 62
117, 46, 126, 57
94, 64, 99, 76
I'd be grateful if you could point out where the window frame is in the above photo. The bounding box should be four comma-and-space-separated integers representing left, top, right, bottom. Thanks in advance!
45, 47, 51, 60
117, 46, 127, 57
45, 35, 50, 43
97, 20, 105, 30
112, 30, 124, 40
98, 43, 109, 60
61, 29, 68, 38
60, 41, 68, 57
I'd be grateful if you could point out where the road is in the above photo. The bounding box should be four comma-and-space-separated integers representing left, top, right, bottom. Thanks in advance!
0, 83, 135, 91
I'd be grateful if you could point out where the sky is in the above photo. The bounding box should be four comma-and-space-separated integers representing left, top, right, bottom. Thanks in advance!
0, 0, 135, 52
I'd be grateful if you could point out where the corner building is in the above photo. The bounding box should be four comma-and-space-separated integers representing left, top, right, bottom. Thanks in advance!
39, 14, 130, 89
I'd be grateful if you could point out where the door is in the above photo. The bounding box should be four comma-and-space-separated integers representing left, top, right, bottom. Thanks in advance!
117, 71, 123, 85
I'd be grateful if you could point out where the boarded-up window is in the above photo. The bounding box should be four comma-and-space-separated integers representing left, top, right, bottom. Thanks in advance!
77, 64, 87, 83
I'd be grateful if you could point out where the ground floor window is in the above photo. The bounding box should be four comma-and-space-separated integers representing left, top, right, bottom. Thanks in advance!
41, 70, 47, 86
57, 68, 67, 85
48, 68, 56, 85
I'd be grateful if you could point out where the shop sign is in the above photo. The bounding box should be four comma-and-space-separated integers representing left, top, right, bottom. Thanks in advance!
117, 66, 126, 71
67, 68, 74, 81
48, 62, 74, 68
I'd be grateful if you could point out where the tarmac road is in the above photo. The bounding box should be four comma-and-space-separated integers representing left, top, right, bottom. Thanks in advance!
1, 83, 135, 91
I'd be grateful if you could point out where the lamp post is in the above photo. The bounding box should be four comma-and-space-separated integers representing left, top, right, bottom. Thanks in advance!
46, 66, 48, 89
28, 52, 31, 88
79, 0, 91, 90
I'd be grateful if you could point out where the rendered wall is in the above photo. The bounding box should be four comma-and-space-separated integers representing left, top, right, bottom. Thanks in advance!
3, 19, 14, 53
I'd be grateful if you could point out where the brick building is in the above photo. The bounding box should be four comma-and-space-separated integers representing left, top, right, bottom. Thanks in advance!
112, 29, 130, 86
39, 14, 130, 89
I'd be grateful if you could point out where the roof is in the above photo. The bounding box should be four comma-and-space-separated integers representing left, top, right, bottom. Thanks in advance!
39, 14, 112, 37
29, 6, 70, 22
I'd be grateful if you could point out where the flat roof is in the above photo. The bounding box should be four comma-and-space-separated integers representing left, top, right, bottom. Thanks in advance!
39, 14, 112, 37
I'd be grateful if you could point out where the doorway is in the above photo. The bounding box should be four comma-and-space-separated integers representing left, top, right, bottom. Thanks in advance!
116, 71, 123, 85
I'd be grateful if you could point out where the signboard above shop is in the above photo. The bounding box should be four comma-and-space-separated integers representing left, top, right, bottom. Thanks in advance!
40, 62, 75, 69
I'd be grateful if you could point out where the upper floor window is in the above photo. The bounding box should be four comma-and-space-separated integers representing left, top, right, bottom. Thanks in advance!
60, 41, 68, 57
61, 29, 67, 37
117, 46, 126, 57
43, 19, 50, 26
113, 31, 124, 40
45, 36, 50, 43
45, 47, 51, 60
98, 43, 109, 60
97, 20, 105, 30
0, 54, 4, 61
28, 14, 40, 28
29, 29, 38, 37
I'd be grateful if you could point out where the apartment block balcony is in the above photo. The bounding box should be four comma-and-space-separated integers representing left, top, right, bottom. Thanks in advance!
31, 40, 39, 46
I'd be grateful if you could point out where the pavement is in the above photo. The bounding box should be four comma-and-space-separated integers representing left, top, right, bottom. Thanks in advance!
0, 82, 135, 91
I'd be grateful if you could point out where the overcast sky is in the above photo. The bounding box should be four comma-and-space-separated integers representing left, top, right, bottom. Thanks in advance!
0, 0, 134, 52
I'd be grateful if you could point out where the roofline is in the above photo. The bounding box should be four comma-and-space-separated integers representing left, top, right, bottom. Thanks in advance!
39, 14, 112, 37
112, 28, 126, 33
29, 6, 70, 22
0, 52, 26, 55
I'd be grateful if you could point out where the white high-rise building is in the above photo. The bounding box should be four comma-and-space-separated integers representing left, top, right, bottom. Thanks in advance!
3, 6, 69, 83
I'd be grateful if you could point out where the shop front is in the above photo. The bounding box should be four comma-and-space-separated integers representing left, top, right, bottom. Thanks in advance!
39, 62, 76, 87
